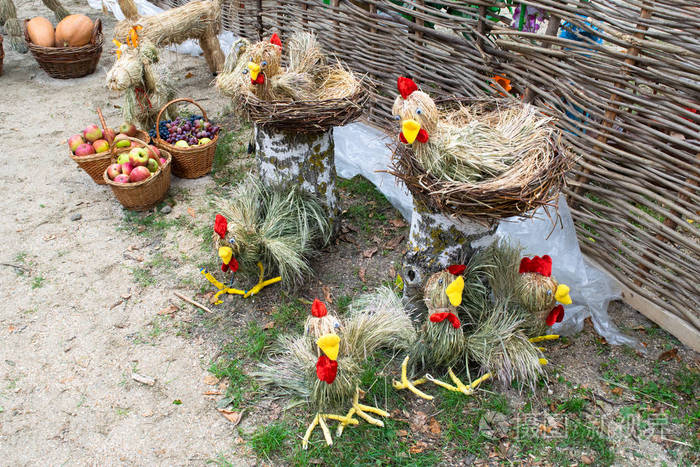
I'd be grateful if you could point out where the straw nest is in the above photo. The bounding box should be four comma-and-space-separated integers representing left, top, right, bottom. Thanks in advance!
391, 98, 572, 221
216, 31, 368, 133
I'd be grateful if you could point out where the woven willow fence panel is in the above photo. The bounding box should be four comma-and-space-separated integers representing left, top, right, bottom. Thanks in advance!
150, 0, 699, 345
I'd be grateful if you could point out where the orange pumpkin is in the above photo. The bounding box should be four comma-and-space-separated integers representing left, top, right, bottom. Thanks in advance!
55, 14, 94, 47
27, 17, 55, 47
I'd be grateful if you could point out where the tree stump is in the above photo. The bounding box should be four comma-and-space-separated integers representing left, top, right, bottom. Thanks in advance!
402, 199, 498, 315
255, 125, 339, 219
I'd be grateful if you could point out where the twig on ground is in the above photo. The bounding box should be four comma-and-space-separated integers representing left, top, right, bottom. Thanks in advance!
600, 377, 677, 409
1, 263, 30, 273
174, 292, 212, 313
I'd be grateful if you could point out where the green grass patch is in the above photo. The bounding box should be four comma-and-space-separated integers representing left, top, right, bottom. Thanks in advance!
250, 422, 293, 458
558, 397, 587, 415
208, 357, 251, 409
31, 275, 45, 289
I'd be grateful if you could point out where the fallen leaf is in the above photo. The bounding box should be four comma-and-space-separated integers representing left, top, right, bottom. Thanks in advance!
187, 207, 196, 218
109, 300, 123, 310
172, 399, 182, 405
218, 408, 243, 425
362, 247, 378, 258
409, 441, 427, 454
185, 72, 193, 79
397, 429, 409, 437
658, 348, 679, 362
389, 218, 407, 228
262, 321, 275, 330
386, 234, 405, 250
132, 373, 155, 386
203, 390, 222, 396
121, 293, 132, 300
395, 274, 404, 291
322, 285, 333, 304
428, 417, 441, 435
388, 264, 396, 278
358, 267, 366, 283
371, 235, 382, 244
581, 454, 593, 465
8, 325, 16, 333
611, 387, 623, 396
158, 305, 179, 315
204, 375, 219, 385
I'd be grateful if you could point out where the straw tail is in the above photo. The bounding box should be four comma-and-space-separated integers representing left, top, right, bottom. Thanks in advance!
222, 38, 250, 73
465, 299, 543, 389
254, 334, 315, 402
342, 286, 417, 361
287, 31, 326, 75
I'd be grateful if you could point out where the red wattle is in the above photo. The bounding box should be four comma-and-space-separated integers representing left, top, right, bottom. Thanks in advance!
546, 305, 565, 326
429, 312, 461, 329
316, 355, 338, 384
416, 128, 429, 143
251, 74, 265, 85
399, 132, 408, 144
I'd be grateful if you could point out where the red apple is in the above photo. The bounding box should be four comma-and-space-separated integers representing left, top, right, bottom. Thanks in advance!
129, 147, 149, 167
113, 174, 130, 183
107, 163, 122, 180
159, 157, 167, 165
115, 134, 131, 148
147, 145, 160, 159
68, 134, 84, 153
93, 139, 109, 153
119, 122, 137, 137
129, 166, 151, 183
121, 162, 135, 176
103, 128, 116, 144
75, 143, 96, 156
82, 124, 103, 143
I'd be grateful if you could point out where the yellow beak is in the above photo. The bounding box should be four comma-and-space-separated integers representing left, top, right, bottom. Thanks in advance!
218, 246, 233, 265
402, 119, 421, 144
317, 333, 340, 361
445, 276, 465, 307
555, 284, 572, 305
247, 62, 261, 81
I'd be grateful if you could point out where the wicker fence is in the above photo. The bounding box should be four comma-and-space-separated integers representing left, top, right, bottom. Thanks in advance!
152, 0, 699, 348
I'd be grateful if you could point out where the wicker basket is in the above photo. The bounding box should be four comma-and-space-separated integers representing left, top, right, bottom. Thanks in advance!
112, 129, 151, 157
69, 108, 114, 184
104, 136, 171, 210
154, 98, 218, 179
24, 18, 103, 79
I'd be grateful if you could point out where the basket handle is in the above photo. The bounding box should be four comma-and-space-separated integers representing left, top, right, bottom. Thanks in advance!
96, 107, 108, 136
155, 98, 210, 146
90, 18, 102, 46
23, 19, 31, 43
109, 135, 161, 167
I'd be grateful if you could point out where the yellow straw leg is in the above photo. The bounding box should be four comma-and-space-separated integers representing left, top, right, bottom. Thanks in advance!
200, 269, 225, 290
469, 372, 492, 389
392, 356, 434, 400
318, 414, 333, 446
336, 407, 356, 437
448, 368, 469, 392
262, 276, 282, 287
355, 407, 384, 427
322, 414, 359, 426
529, 335, 560, 343
425, 374, 460, 392
539, 358, 549, 365
356, 404, 389, 418
536, 347, 546, 351
302, 413, 320, 450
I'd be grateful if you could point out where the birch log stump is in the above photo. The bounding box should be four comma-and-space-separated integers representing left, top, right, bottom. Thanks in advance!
255, 125, 339, 219
403, 199, 497, 314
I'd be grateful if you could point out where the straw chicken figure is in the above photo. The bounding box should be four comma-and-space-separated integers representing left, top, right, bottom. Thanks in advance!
255, 293, 416, 449
392, 76, 555, 183
394, 242, 573, 400
517, 255, 572, 334
200, 175, 330, 304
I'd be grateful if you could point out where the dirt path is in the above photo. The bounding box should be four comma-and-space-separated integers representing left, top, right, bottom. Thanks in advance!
0, 2, 251, 464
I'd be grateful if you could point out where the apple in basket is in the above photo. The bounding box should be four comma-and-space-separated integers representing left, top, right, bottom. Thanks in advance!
68, 134, 84, 153
147, 145, 160, 159
119, 122, 137, 137
129, 147, 150, 167
147, 159, 159, 173
175, 140, 189, 148
113, 174, 130, 184
121, 162, 135, 176
159, 157, 167, 165
198, 137, 211, 145
115, 134, 131, 148
129, 166, 151, 183
74, 143, 96, 156
107, 163, 122, 179
116, 152, 130, 165
82, 124, 103, 143
103, 128, 116, 144
93, 139, 109, 153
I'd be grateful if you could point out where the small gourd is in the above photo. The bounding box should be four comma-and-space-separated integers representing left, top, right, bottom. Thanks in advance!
55, 14, 93, 47
26, 17, 55, 47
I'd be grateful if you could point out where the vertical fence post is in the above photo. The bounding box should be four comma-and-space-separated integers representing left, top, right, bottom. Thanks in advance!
523, 15, 560, 104
257, 0, 263, 40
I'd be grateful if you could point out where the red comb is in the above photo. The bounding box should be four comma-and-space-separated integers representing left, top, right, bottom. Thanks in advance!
311, 299, 327, 318
447, 264, 466, 275
397, 76, 418, 99
214, 214, 228, 239
270, 33, 282, 48
519, 255, 552, 277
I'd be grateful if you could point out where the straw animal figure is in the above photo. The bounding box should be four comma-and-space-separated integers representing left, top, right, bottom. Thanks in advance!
392, 76, 556, 183
105, 38, 176, 130
216, 31, 360, 104
0, 0, 69, 52
255, 294, 415, 449
115, 0, 225, 74
394, 241, 571, 400
200, 174, 331, 303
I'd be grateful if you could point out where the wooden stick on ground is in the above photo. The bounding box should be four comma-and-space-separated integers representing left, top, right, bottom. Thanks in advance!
173, 291, 212, 313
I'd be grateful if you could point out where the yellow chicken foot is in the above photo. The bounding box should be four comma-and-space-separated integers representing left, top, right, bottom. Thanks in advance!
392, 356, 433, 400
529, 334, 560, 343
302, 413, 320, 450
426, 368, 492, 395
335, 407, 356, 437
242, 262, 282, 298
302, 412, 337, 449
349, 387, 389, 427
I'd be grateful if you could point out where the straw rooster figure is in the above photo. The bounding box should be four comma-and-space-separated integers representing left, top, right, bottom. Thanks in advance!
255, 293, 415, 449
218, 31, 325, 102
392, 76, 553, 182
517, 255, 572, 332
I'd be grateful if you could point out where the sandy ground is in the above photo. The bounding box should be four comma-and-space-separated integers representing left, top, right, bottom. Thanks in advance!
1, 2, 698, 466
0, 1, 252, 464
